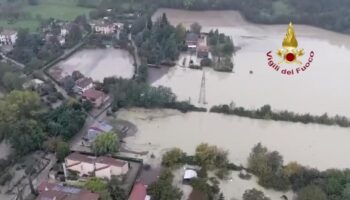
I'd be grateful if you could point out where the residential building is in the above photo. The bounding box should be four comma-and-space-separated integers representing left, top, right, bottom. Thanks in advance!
90, 20, 116, 35
186, 32, 199, 51
95, 156, 129, 179
65, 152, 95, 176
37, 181, 99, 200
81, 88, 109, 107
0, 29, 17, 46
65, 152, 129, 179
129, 182, 151, 200
197, 45, 209, 58
74, 77, 93, 94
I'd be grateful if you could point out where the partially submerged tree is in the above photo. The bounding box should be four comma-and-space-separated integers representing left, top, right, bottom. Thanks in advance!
243, 189, 271, 200
162, 148, 186, 167
92, 132, 118, 156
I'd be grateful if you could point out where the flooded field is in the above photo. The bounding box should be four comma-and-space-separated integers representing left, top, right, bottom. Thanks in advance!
151, 9, 350, 117
51, 48, 134, 81
117, 108, 350, 199
119, 108, 350, 171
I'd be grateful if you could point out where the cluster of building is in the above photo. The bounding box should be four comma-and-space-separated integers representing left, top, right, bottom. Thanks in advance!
43, 21, 71, 46
59, 70, 109, 108
185, 32, 209, 58
39, 151, 150, 200
0, 29, 17, 47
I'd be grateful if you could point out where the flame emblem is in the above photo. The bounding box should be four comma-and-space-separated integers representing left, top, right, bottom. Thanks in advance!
277, 22, 304, 64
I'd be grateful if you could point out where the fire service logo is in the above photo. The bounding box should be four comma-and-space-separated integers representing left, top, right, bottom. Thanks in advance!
266, 22, 314, 75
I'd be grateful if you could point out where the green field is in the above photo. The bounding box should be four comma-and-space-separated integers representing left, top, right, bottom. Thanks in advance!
23, 0, 93, 21
0, 0, 93, 32
0, 19, 40, 32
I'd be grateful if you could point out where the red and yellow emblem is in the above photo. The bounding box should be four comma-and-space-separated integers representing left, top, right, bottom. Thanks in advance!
277, 22, 304, 64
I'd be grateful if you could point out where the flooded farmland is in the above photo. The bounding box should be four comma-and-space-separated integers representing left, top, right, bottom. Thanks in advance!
51, 48, 134, 81
117, 108, 350, 199
151, 9, 350, 117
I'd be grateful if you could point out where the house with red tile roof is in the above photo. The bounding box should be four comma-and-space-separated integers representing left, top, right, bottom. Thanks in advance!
65, 152, 129, 179
37, 181, 99, 200
74, 77, 93, 94
81, 88, 109, 108
128, 182, 151, 200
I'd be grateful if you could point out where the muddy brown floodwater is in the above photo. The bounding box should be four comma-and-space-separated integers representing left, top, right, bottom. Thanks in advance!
151, 9, 350, 117
52, 48, 134, 81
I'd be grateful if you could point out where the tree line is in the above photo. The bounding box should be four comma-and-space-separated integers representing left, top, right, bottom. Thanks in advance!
210, 104, 350, 128
99, 77, 206, 112
248, 143, 350, 200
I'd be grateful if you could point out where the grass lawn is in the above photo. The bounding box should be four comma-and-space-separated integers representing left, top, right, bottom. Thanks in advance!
23, 0, 93, 21
0, 19, 40, 32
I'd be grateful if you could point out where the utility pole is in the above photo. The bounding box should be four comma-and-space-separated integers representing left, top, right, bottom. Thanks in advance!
198, 71, 207, 104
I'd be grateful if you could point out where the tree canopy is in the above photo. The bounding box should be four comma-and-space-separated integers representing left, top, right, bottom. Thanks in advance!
92, 132, 119, 156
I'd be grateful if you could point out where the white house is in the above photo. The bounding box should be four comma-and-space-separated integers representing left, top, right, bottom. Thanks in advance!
65, 152, 129, 179
74, 77, 93, 94
0, 29, 17, 46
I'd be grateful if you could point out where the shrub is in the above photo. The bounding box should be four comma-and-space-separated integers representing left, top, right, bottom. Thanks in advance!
200, 58, 212, 66
0, 173, 12, 186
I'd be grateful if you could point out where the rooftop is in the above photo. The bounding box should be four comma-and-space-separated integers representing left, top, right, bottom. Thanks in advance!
65, 152, 96, 164
128, 182, 147, 200
66, 152, 127, 167
37, 181, 99, 200
96, 156, 128, 167
82, 88, 105, 100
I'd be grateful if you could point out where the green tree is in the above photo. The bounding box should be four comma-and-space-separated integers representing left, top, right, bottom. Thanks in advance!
190, 22, 202, 34
297, 185, 327, 200
342, 184, 350, 200
243, 189, 271, 200
92, 132, 118, 156
162, 148, 185, 167
2, 72, 23, 90
148, 169, 183, 200
9, 120, 45, 155
108, 176, 127, 200
56, 141, 70, 162
0, 90, 41, 122
85, 177, 111, 200
195, 143, 228, 168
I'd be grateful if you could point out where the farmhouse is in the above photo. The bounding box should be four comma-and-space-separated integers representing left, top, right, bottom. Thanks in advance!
0, 29, 17, 46
81, 88, 109, 107
186, 32, 199, 51
37, 181, 99, 200
74, 77, 93, 94
64, 152, 129, 179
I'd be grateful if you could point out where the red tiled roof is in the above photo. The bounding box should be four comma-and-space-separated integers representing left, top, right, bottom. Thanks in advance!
82, 88, 105, 100
37, 181, 99, 200
65, 152, 96, 164
96, 156, 127, 167
129, 182, 147, 200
